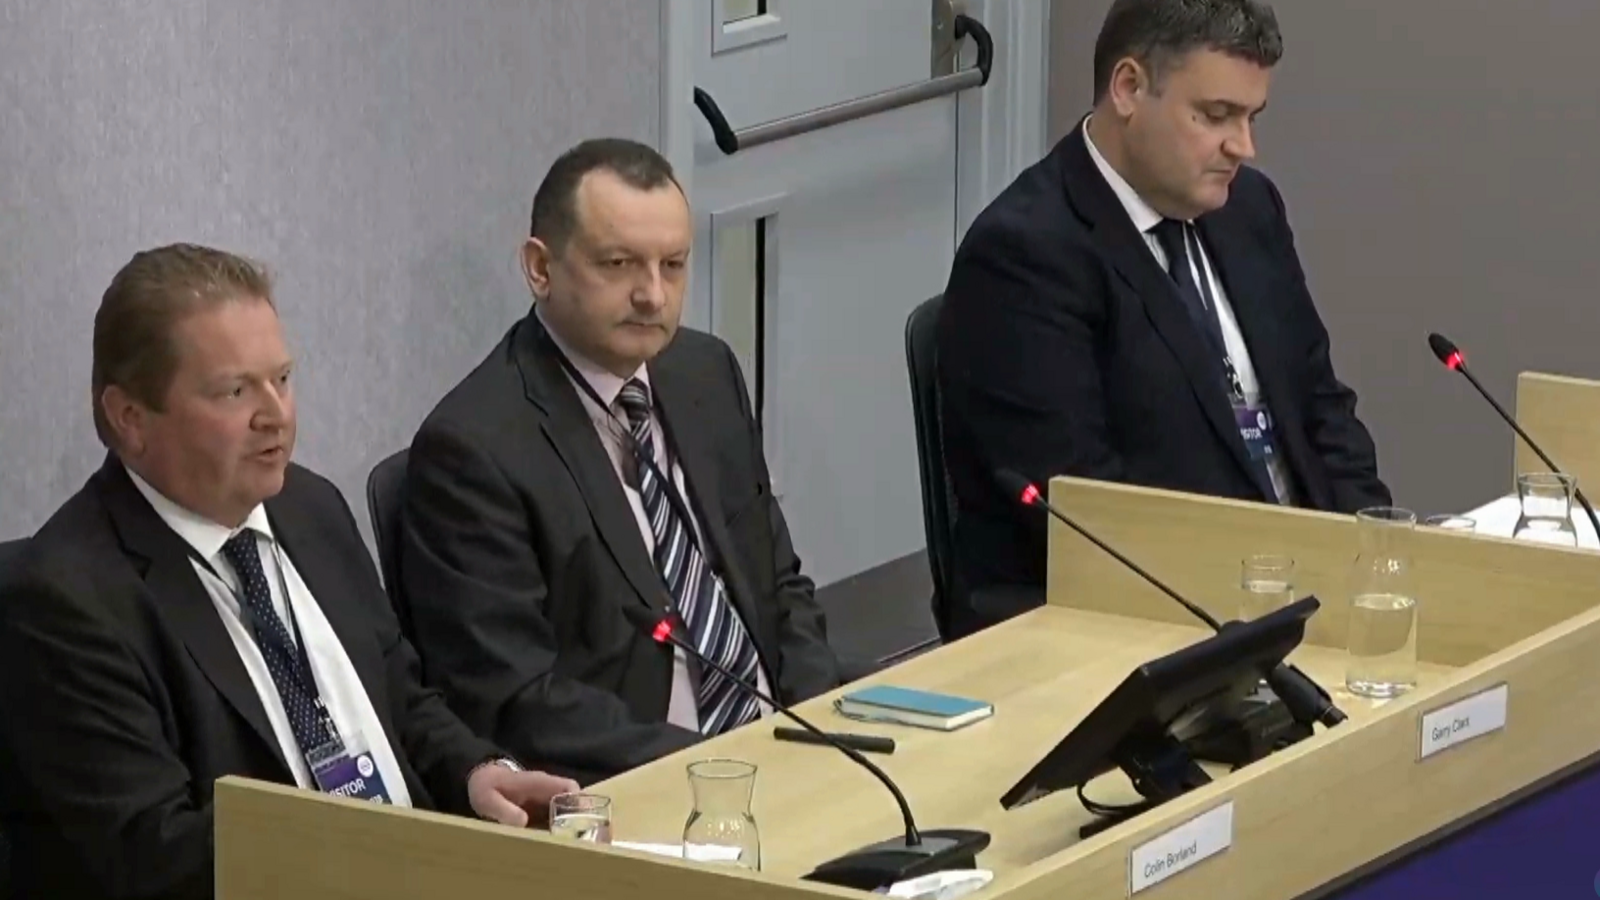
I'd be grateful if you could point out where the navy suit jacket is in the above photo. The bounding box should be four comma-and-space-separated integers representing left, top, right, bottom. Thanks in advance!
937, 122, 1390, 631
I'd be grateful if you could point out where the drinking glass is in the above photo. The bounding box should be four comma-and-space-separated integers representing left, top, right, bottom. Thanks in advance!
550, 792, 613, 844
1513, 472, 1579, 547
1239, 554, 1295, 622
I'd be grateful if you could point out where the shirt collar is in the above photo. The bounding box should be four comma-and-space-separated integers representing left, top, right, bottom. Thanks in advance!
126, 467, 274, 565
1082, 114, 1171, 233
536, 304, 651, 408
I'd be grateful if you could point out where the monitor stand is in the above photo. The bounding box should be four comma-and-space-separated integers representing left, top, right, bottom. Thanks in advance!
1077, 732, 1212, 840
1184, 682, 1316, 769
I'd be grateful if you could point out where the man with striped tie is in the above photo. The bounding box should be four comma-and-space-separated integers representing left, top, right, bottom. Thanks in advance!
400, 138, 842, 784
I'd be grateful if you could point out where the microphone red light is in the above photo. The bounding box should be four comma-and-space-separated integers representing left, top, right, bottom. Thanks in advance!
651, 619, 674, 644
1020, 484, 1041, 506
1445, 350, 1464, 371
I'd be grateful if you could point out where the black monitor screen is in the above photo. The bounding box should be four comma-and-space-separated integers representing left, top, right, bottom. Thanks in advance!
1000, 597, 1319, 810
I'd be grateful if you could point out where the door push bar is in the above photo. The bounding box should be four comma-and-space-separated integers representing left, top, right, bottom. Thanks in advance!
693, 13, 994, 156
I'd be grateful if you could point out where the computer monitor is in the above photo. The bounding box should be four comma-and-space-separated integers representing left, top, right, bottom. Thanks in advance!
1000, 597, 1320, 837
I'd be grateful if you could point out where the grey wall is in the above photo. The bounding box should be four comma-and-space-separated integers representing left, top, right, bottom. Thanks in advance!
0, 0, 660, 541
1050, 0, 1600, 516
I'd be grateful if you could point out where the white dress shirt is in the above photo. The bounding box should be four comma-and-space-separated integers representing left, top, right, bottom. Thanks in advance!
538, 308, 773, 732
127, 471, 413, 806
1083, 119, 1295, 505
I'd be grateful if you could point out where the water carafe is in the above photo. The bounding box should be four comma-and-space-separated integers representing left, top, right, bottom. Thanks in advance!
1345, 507, 1418, 699
683, 758, 761, 870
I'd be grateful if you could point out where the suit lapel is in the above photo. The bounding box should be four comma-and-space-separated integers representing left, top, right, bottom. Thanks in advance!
98, 458, 286, 770
649, 361, 765, 647
1197, 215, 1318, 505
1059, 123, 1269, 498
512, 315, 673, 618
265, 497, 386, 701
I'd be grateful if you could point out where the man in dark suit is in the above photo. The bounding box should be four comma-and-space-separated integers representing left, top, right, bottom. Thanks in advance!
938, 0, 1390, 634
400, 138, 840, 784
0, 244, 577, 900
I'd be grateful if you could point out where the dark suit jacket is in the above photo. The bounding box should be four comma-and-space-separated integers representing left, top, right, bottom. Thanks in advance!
0, 458, 501, 900
938, 122, 1390, 626
399, 313, 839, 785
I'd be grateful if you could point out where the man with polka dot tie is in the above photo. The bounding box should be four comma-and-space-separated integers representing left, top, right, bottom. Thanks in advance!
0, 244, 579, 900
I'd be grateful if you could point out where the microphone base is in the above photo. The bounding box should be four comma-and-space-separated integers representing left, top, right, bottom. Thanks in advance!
800, 828, 992, 892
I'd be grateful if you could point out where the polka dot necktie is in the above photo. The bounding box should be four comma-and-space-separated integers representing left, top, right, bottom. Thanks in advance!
616, 378, 763, 736
220, 531, 329, 757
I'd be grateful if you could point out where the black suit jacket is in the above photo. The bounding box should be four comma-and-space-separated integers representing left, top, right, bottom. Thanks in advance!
0, 458, 501, 900
399, 313, 839, 785
938, 122, 1390, 619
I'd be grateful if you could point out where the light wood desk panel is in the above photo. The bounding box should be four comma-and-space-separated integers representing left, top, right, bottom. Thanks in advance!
215, 476, 1600, 899
1045, 476, 1600, 667
1515, 371, 1600, 493
590, 606, 1443, 878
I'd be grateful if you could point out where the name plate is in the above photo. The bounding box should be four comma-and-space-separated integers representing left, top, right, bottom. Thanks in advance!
1128, 801, 1234, 894
1419, 683, 1509, 760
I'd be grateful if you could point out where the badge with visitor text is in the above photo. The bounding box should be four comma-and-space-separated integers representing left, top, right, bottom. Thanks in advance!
1233, 402, 1279, 463
308, 731, 392, 804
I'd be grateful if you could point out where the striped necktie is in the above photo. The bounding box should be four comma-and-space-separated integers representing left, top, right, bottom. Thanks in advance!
616, 378, 763, 735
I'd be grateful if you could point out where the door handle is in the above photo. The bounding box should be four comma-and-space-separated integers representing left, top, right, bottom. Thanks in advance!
693, 13, 994, 156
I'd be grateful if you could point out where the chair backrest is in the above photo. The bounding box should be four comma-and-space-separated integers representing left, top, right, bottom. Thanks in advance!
365, 449, 413, 635
0, 538, 23, 898
0, 540, 24, 583
904, 294, 959, 640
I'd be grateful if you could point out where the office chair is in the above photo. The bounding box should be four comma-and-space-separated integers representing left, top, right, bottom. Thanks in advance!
904, 294, 961, 642
0, 540, 23, 581
0, 537, 25, 899
364, 449, 415, 638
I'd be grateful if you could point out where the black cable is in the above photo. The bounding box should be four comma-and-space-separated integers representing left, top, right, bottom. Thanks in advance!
1076, 782, 1152, 818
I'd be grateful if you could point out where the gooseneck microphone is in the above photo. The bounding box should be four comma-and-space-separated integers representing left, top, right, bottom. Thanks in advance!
618, 604, 989, 891
1427, 332, 1600, 541
995, 469, 1348, 730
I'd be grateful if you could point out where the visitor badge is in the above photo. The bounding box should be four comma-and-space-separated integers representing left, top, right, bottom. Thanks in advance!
1233, 402, 1279, 463
308, 731, 392, 804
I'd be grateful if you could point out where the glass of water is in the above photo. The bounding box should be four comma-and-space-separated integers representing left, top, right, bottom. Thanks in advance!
1239, 554, 1295, 622
1345, 507, 1419, 699
550, 792, 613, 844
1513, 472, 1579, 547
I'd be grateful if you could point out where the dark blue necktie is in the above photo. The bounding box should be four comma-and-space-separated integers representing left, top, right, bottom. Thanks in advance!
220, 532, 328, 757
1150, 219, 1220, 344
1151, 219, 1282, 499
1150, 218, 1241, 397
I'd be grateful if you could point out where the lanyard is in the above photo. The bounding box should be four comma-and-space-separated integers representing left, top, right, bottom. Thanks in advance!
551, 349, 708, 554
191, 538, 337, 743
1181, 226, 1245, 401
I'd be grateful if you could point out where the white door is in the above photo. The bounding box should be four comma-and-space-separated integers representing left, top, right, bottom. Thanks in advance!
663, 0, 1048, 588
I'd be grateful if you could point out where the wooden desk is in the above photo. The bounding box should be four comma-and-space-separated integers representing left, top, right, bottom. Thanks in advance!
1514, 371, 1600, 492
215, 478, 1600, 899
593, 606, 1441, 879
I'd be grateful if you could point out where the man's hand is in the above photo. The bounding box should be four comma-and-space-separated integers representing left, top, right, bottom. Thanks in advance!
466, 762, 581, 828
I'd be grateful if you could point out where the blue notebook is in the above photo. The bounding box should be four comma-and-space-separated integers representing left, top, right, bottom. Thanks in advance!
833, 685, 994, 731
